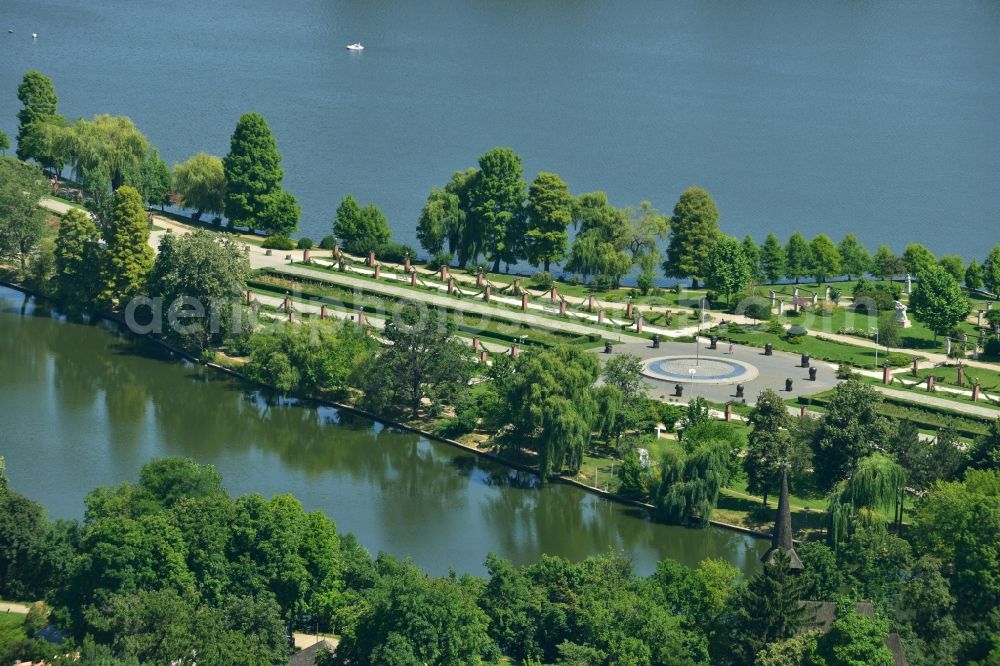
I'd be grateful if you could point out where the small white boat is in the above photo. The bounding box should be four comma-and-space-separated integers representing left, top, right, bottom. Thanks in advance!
32, 33, 37, 39
346, 42, 364, 51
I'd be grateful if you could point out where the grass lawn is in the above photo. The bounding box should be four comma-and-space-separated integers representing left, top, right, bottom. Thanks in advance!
0, 611, 29, 647
911, 365, 1000, 391
719, 325, 906, 369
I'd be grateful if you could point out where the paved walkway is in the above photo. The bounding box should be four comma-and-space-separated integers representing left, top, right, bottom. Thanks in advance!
807, 329, 999, 372
873, 386, 1000, 419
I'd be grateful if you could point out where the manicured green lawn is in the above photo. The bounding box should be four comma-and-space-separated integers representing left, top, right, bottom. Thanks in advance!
720, 325, 910, 369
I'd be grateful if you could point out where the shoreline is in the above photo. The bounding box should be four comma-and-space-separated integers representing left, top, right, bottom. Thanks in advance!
0, 278, 771, 543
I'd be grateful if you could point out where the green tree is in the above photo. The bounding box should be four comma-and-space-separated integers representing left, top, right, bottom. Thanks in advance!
502, 347, 599, 477
53, 208, 102, 311
172, 152, 226, 220
902, 243, 937, 278
872, 244, 903, 282
525, 172, 572, 272
742, 235, 762, 280
147, 230, 252, 351
784, 232, 812, 284
909, 265, 970, 339
966, 419, 1000, 473
796, 541, 844, 600
333, 195, 392, 256
663, 186, 720, 286
335, 557, 500, 666
223, 112, 287, 232
416, 187, 461, 257
809, 234, 842, 283
565, 192, 632, 287
760, 232, 787, 284
625, 201, 670, 292
938, 254, 965, 283
15, 70, 61, 165
123, 148, 171, 209
361, 306, 472, 418
0, 131, 9, 155
97, 186, 154, 307
468, 147, 526, 271
64, 115, 151, 192
838, 234, 871, 280
0, 157, 49, 272
876, 310, 901, 349
811, 379, 895, 490
259, 188, 301, 237
656, 440, 733, 526
818, 609, 893, 666
965, 259, 983, 290
983, 245, 1000, 296
730, 551, 806, 665
744, 389, 792, 506
705, 235, 753, 305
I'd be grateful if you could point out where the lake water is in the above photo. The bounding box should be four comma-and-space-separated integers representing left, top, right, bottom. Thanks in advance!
0, 285, 766, 576
2, 0, 998, 261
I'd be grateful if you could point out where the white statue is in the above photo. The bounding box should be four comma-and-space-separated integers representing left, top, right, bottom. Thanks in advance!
893, 300, 911, 328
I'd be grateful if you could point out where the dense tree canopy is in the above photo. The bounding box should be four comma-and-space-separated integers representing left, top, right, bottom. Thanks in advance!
97, 186, 154, 307
333, 195, 392, 256
0, 157, 49, 272
565, 191, 632, 288
147, 230, 252, 351
705, 234, 753, 304
172, 152, 226, 219
909, 265, 970, 339
838, 234, 871, 280
663, 187, 720, 286
467, 147, 526, 271
759, 232, 786, 284
809, 234, 841, 283
52, 208, 102, 311
784, 232, 812, 284
15, 70, 61, 167
223, 112, 298, 235
525, 172, 572, 272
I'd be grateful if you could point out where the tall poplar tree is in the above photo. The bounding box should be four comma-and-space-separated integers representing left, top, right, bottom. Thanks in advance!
910, 265, 970, 339
838, 234, 871, 280
53, 208, 102, 311
743, 390, 792, 507
223, 112, 298, 235
784, 232, 811, 284
663, 187, 720, 287
742, 235, 761, 281
809, 234, 841, 283
98, 186, 154, 307
525, 172, 572, 272
759, 232, 786, 284
15, 70, 60, 164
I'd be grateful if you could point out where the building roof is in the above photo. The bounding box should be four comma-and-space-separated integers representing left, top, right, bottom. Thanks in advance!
290, 639, 336, 666
799, 601, 906, 666
761, 466, 803, 570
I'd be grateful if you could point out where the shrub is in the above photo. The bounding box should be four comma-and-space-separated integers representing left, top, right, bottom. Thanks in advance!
836, 363, 856, 379
743, 302, 771, 322
319, 235, 337, 250
378, 242, 417, 263
813, 301, 836, 317
297, 237, 314, 250
530, 271, 554, 290
829, 287, 841, 303
434, 404, 479, 439
886, 352, 911, 367
786, 324, 808, 338
853, 278, 898, 313
24, 601, 50, 635
983, 338, 1000, 359
785, 335, 804, 345
428, 250, 452, 269
262, 236, 295, 250
636, 272, 654, 295
705, 291, 719, 303
767, 319, 785, 336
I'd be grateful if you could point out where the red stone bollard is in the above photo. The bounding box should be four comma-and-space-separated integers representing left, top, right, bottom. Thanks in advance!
368, 250, 376, 266
626, 301, 634, 319
800, 404, 808, 418
957, 365, 965, 387
926, 375, 935, 391
440, 265, 448, 282
587, 295, 595, 311
550, 287, 558, 303
476, 271, 484, 287
246, 290, 253, 305
521, 293, 528, 310
972, 383, 981, 402
598, 309, 605, 324
320, 304, 328, 320
882, 365, 891, 384
480, 350, 488, 364
283, 296, 291, 311
559, 300, 567, 317
358, 312, 366, 326
510, 344, 519, 358
484, 285, 492, 302
636, 315, 643, 333
448, 278, 455, 295
410, 272, 417, 287
725, 403, 733, 422
472, 337, 479, 352
303, 249, 310, 263
288, 309, 295, 322
374, 264, 381, 280
404, 256, 411, 273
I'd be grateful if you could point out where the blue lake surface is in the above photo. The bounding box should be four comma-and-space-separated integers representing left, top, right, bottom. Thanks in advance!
2, 0, 998, 260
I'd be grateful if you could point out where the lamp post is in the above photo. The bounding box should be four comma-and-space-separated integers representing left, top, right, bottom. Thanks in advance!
871, 326, 879, 367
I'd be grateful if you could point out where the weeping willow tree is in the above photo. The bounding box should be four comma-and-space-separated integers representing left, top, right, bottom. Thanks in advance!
655, 442, 731, 527
827, 453, 907, 548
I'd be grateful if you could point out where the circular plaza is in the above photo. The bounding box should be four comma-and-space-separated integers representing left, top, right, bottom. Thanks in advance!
642, 355, 759, 385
